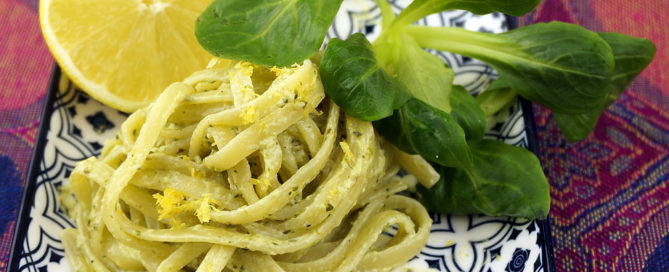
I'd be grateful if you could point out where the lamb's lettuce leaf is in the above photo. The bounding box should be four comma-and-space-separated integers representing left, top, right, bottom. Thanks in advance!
554, 32, 656, 141
320, 33, 410, 121
395, 33, 454, 113
449, 85, 486, 140
374, 98, 472, 169
408, 22, 615, 114
195, 0, 343, 67
417, 139, 550, 219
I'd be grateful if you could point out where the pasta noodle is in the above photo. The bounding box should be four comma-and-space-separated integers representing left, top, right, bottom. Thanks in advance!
61, 59, 436, 271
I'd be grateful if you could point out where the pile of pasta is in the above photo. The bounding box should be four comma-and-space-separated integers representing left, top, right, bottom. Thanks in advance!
61, 59, 438, 271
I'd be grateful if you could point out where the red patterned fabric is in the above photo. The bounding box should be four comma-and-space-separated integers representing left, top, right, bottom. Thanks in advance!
0, 0, 52, 270
519, 0, 669, 271
0, 0, 667, 271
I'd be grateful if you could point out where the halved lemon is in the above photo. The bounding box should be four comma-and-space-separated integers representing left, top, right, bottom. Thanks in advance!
40, 0, 214, 112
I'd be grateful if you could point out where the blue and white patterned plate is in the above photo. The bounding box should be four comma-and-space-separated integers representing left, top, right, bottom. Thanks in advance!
9, 1, 554, 271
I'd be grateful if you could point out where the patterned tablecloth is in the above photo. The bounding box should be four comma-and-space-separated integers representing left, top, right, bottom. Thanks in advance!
0, 0, 667, 271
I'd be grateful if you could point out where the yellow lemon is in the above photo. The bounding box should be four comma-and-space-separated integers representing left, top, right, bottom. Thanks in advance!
40, 0, 213, 112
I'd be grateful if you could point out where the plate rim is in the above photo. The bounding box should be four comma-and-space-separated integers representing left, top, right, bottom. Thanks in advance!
8, 64, 61, 272
506, 14, 556, 272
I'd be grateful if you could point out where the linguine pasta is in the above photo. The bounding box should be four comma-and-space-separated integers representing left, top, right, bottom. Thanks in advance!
61, 59, 437, 271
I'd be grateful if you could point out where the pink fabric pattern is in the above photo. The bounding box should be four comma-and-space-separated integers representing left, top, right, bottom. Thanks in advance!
0, 0, 53, 270
521, 0, 669, 271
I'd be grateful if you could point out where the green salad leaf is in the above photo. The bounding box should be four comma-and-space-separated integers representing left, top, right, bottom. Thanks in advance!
195, 0, 343, 67
320, 33, 411, 121
408, 22, 615, 114
394, 33, 454, 114
374, 98, 472, 169
418, 139, 550, 219
552, 111, 600, 142
554, 32, 656, 141
475, 79, 519, 130
598, 33, 656, 96
449, 85, 486, 141
476, 80, 517, 119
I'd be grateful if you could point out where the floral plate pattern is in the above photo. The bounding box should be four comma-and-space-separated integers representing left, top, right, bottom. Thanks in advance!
9, 1, 554, 271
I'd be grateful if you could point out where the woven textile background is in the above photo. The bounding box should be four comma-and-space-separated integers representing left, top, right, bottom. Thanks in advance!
0, 0, 667, 271
518, 1, 669, 271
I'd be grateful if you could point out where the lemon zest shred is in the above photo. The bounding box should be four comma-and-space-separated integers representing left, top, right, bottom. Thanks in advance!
340, 141, 353, 161
196, 195, 212, 223
270, 67, 285, 77
154, 188, 222, 225
196, 194, 222, 224
241, 105, 257, 124
153, 188, 186, 221
237, 61, 253, 76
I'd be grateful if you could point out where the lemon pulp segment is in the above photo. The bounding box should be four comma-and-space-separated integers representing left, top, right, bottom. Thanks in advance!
40, 0, 214, 112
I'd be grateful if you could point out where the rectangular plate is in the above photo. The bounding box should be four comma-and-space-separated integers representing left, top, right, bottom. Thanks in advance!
9, 1, 555, 271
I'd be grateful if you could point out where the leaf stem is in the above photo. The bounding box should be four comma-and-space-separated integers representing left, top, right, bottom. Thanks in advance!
374, 0, 395, 30
405, 25, 512, 62
394, 0, 452, 27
